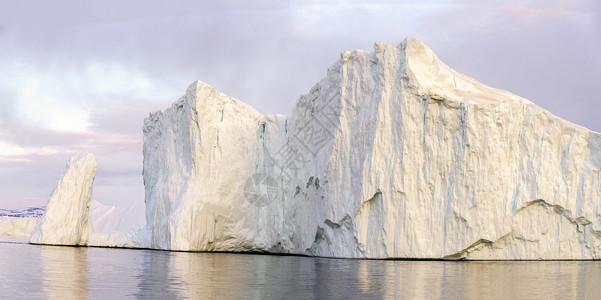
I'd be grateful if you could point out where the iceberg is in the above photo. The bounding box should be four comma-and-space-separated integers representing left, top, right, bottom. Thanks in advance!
142, 37, 601, 259
17, 37, 600, 259
0, 217, 39, 238
29, 152, 97, 246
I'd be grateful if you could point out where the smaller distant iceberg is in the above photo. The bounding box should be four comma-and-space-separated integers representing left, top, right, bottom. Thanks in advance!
0, 207, 44, 238
3, 152, 151, 248
29, 152, 97, 245
0, 207, 45, 218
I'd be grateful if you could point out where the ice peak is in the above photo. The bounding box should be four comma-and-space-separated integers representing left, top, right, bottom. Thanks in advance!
404, 36, 530, 105
185, 80, 216, 99
340, 37, 526, 106
401, 36, 431, 55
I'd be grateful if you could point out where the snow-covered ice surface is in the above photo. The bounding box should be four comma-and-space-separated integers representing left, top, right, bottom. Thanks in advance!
88, 199, 149, 248
142, 37, 601, 259
29, 152, 97, 245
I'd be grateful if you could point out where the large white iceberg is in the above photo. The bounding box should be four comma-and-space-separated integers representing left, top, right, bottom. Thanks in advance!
142, 37, 601, 259
17, 37, 600, 259
29, 152, 97, 245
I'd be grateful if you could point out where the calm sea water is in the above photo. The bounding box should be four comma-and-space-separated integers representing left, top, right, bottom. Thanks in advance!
1, 238, 600, 299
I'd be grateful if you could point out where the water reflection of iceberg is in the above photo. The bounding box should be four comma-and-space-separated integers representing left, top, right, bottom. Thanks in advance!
40, 246, 89, 299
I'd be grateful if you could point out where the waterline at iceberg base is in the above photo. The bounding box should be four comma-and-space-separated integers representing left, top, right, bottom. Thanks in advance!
27, 37, 601, 259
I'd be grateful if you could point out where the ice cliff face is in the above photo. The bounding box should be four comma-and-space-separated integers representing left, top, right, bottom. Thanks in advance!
29, 152, 97, 246
143, 82, 287, 250
143, 37, 601, 259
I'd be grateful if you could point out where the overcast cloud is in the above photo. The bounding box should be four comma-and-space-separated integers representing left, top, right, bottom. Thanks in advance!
0, 0, 599, 208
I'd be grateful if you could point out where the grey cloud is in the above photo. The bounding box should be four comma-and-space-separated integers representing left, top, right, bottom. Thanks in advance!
0, 149, 144, 208
1, 7, 304, 111
88, 101, 171, 135
1, 1, 291, 28
0, 127, 145, 207
0, 90, 16, 128
0, 152, 74, 209
420, 2, 601, 132
0, 128, 136, 150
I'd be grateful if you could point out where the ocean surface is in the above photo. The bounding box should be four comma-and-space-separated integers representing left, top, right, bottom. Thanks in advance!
1, 238, 600, 299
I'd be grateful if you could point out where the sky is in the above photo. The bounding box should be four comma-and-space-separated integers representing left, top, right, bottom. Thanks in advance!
0, 0, 599, 209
